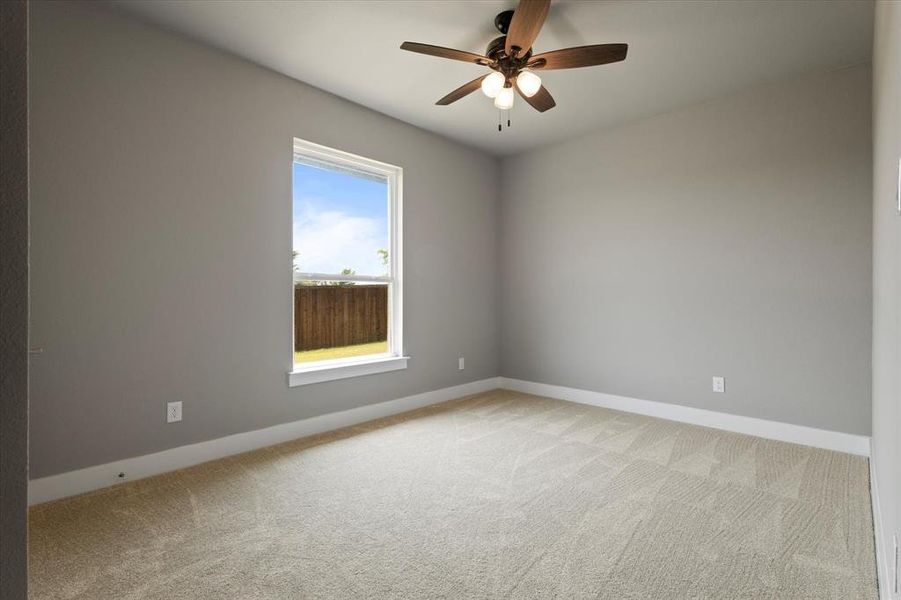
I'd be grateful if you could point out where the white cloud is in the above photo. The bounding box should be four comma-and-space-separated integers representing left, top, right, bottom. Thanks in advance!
293, 204, 387, 276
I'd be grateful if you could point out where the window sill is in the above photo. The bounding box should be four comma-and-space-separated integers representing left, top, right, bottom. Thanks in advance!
287, 355, 409, 387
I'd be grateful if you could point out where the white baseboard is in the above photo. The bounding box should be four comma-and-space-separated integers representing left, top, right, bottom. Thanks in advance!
870, 445, 892, 600
498, 378, 870, 456
28, 377, 501, 506
30, 376, 871, 506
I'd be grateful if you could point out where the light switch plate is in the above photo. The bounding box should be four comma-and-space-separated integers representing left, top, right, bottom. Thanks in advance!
712, 377, 725, 393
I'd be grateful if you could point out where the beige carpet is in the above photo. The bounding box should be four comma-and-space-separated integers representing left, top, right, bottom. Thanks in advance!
29, 390, 877, 599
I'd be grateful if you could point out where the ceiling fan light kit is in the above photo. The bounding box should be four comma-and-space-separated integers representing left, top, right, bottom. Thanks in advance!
494, 86, 516, 110
516, 70, 542, 97
400, 0, 629, 128
481, 72, 506, 98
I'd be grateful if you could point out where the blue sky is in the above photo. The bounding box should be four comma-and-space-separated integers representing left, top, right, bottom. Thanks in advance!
292, 162, 388, 276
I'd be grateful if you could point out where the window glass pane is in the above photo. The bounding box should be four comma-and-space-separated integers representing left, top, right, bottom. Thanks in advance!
292, 160, 389, 277
293, 280, 389, 364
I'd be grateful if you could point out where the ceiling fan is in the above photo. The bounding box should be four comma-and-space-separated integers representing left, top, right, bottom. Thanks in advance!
400, 0, 627, 124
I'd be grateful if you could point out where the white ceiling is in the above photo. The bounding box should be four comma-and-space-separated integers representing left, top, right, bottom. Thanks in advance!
107, 0, 874, 157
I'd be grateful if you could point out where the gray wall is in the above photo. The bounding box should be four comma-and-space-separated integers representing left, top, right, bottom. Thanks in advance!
500, 65, 873, 435
871, 1, 900, 594
28, 0, 877, 487
28, 1, 498, 479
1, 0, 29, 596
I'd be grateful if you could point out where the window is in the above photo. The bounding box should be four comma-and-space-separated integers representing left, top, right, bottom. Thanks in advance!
288, 138, 405, 387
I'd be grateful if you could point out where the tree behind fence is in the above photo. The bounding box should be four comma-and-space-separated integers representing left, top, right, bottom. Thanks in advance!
294, 285, 388, 351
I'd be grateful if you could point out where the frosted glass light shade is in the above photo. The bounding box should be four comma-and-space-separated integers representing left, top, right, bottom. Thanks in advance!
494, 86, 515, 110
516, 70, 542, 97
481, 72, 505, 98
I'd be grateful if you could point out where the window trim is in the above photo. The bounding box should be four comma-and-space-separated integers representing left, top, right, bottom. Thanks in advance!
288, 138, 405, 387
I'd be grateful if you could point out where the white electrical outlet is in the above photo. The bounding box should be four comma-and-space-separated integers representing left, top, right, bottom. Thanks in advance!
167, 401, 182, 423
712, 376, 725, 393
458, 356, 465, 371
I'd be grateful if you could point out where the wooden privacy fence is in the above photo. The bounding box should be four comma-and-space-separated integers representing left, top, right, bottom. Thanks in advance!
294, 285, 388, 351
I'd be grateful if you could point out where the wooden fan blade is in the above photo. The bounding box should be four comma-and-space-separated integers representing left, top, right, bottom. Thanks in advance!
400, 42, 490, 66
504, 0, 551, 58
515, 81, 556, 112
436, 75, 488, 105
529, 44, 628, 70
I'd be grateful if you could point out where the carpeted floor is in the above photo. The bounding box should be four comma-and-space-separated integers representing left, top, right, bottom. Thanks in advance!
29, 390, 877, 599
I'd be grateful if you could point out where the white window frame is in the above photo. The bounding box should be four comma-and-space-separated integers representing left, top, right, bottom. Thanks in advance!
288, 138, 406, 387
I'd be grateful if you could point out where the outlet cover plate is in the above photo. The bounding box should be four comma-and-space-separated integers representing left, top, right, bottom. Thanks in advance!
167, 401, 182, 423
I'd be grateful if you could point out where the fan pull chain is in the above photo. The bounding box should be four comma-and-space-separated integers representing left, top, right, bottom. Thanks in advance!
507, 110, 511, 128
498, 109, 502, 132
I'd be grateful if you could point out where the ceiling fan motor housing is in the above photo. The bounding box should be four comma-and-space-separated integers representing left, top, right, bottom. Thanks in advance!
485, 36, 506, 59
486, 34, 533, 84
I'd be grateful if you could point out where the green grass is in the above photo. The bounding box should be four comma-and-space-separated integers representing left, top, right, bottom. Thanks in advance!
294, 340, 389, 364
